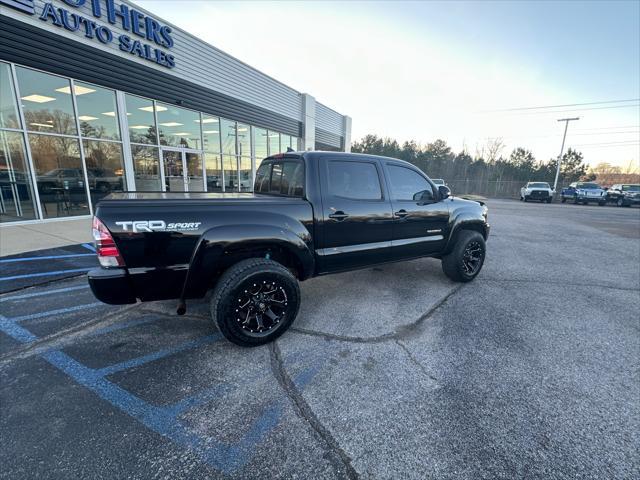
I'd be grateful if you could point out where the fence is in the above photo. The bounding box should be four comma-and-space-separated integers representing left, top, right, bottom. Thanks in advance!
445, 179, 568, 199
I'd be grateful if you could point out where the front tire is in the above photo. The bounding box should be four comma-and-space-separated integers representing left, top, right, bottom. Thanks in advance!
442, 230, 486, 282
561, 196, 566, 203
210, 258, 300, 347
617, 197, 625, 207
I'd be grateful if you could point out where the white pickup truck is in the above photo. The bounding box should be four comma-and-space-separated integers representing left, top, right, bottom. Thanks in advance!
520, 182, 553, 203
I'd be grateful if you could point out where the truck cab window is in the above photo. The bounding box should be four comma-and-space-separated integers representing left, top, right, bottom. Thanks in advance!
255, 163, 270, 193
328, 161, 382, 200
387, 164, 433, 201
254, 161, 304, 197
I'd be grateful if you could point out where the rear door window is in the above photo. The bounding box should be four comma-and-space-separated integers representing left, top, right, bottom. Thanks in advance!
327, 161, 382, 200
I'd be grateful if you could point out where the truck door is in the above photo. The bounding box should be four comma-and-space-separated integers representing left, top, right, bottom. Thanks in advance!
317, 157, 394, 273
384, 163, 450, 260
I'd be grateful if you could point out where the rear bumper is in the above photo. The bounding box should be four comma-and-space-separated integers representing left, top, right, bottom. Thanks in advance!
88, 268, 137, 305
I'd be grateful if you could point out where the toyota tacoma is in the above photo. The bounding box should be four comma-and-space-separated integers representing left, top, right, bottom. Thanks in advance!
88, 152, 490, 346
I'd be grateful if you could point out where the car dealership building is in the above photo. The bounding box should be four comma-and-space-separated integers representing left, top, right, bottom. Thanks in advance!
0, 0, 351, 224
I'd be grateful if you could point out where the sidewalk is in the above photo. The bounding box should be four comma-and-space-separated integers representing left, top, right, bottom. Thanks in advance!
0, 218, 92, 257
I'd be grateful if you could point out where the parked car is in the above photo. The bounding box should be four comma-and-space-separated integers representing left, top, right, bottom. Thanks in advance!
520, 182, 553, 203
89, 151, 490, 346
561, 182, 606, 205
605, 184, 640, 207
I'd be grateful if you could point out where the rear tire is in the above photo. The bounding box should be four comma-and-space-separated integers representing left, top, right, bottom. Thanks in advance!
617, 197, 624, 207
561, 197, 566, 203
546, 198, 552, 204
442, 230, 486, 282
210, 258, 300, 347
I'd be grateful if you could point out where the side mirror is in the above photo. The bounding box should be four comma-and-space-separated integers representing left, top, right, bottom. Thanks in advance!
413, 190, 435, 204
438, 185, 451, 199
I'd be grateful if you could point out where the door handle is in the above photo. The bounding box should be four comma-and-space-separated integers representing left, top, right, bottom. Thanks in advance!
328, 211, 349, 220
394, 209, 409, 218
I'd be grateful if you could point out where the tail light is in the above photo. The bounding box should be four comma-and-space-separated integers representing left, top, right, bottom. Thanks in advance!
92, 217, 125, 268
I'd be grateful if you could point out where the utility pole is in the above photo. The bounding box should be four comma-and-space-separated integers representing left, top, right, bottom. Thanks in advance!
553, 117, 580, 192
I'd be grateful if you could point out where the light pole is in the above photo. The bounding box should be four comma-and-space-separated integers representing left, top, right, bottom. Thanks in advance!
553, 117, 580, 192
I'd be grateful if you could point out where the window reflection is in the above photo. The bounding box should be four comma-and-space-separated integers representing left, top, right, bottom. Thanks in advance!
280, 135, 291, 153
83, 140, 125, 205
125, 94, 157, 144
157, 103, 201, 149
0, 62, 21, 129
268, 131, 279, 156
75, 82, 120, 140
0, 130, 37, 222
239, 156, 252, 192
132, 145, 161, 191
220, 119, 236, 156
237, 123, 250, 157
16, 67, 77, 135
223, 155, 237, 192
201, 115, 221, 153
28, 133, 89, 218
205, 153, 222, 192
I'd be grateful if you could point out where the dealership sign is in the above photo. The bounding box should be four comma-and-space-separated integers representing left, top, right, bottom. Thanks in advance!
0, 0, 176, 68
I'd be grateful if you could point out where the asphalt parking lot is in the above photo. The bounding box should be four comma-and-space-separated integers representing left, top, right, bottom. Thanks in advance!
1, 199, 639, 479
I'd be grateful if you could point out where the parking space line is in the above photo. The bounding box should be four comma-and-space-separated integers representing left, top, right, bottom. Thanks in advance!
0, 285, 89, 302
95, 334, 222, 377
87, 317, 160, 338
0, 315, 37, 343
0, 254, 95, 264
165, 383, 232, 418
82, 243, 96, 252
10, 303, 103, 323
0, 268, 92, 282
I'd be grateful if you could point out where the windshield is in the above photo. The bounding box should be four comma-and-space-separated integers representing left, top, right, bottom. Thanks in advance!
528, 183, 549, 188
622, 185, 640, 192
578, 183, 600, 189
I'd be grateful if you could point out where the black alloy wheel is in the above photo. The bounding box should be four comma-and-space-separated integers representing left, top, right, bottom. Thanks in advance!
461, 240, 484, 276
234, 279, 289, 337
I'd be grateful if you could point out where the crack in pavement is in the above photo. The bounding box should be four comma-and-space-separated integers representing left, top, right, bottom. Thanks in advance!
291, 284, 464, 345
269, 342, 359, 480
395, 339, 440, 384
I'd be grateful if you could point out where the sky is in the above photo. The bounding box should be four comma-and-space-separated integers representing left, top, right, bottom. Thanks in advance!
137, 0, 640, 169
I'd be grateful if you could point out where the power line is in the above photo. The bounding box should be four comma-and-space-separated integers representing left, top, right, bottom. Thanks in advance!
509, 104, 640, 116
485, 98, 640, 112
570, 140, 640, 147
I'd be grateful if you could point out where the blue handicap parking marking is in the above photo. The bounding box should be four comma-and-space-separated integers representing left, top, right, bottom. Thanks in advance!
0, 244, 98, 294
0, 290, 327, 474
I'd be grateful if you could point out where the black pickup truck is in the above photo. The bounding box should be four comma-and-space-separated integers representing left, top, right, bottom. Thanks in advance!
89, 151, 489, 346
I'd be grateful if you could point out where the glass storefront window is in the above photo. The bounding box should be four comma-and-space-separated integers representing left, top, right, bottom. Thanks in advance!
223, 155, 237, 192
0, 130, 37, 222
185, 152, 204, 191
220, 119, 236, 156
75, 82, 120, 141
83, 140, 126, 205
268, 131, 280, 156
0, 62, 21, 129
28, 133, 89, 218
292, 137, 299, 151
132, 145, 161, 191
239, 157, 252, 192
125, 94, 157, 144
16, 67, 77, 135
205, 153, 222, 192
280, 135, 291, 153
237, 123, 250, 157
201, 115, 221, 153
157, 103, 202, 149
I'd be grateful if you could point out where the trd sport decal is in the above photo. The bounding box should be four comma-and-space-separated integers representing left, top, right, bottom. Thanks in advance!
115, 221, 201, 233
